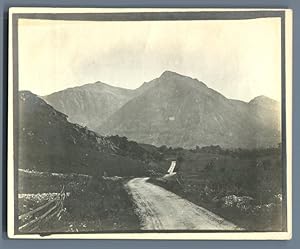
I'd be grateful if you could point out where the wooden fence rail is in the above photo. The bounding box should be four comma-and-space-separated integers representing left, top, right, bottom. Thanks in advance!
18, 186, 66, 232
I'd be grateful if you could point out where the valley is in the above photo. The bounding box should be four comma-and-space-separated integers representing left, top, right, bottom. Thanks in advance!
16, 71, 283, 233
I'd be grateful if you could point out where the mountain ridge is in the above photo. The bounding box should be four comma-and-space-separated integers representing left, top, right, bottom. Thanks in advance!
41, 71, 280, 149
96, 71, 280, 148
42, 81, 136, 129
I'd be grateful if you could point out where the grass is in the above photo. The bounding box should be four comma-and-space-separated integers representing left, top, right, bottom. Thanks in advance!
18, 169, 91, 194
58, 176, 140, 232
17, 144, 284, 233
148, 148, 284, 231
148, 176, 282, 231
18, 171, 141, 233
18, 193, 60, 215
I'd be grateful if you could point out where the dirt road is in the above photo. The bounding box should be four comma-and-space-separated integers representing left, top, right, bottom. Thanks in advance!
126, 178, 241, 230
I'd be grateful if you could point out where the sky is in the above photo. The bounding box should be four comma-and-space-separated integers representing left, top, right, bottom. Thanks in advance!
18, 17, 281, 102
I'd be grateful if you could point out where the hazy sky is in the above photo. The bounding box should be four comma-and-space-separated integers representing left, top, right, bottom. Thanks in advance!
18, 17, 281, 101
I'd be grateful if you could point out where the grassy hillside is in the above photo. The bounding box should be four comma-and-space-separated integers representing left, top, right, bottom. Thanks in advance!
18, 91, 163, 177
148, 145, 284, 231
18, 171, 140, 233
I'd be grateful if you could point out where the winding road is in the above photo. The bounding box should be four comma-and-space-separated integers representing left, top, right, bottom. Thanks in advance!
126, 177, 241, 230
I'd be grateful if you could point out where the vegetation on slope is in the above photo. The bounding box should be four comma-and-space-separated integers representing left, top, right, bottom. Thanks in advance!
18, 171, 140, 233
18, 91, 162, 177
148, 145, 284, 231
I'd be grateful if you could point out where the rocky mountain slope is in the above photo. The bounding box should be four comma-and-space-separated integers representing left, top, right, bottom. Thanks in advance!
42, 71, 280, 149
97, 71, 280, 148
42, 82, 136, 130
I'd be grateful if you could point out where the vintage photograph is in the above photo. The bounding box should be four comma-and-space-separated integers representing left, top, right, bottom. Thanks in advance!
7, 8, 292, 239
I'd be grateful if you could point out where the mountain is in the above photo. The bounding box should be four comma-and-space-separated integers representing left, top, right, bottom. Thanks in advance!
97, 71, 281, 148
42, 82, 136, 130
18, 91, 160, 176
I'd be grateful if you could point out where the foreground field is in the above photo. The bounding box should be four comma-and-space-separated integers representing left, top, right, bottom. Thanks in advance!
17, 145, 284, 233
18, 170, 140, 233
146, 146, 284, 231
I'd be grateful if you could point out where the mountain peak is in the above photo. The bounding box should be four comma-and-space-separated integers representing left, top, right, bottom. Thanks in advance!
20, 90, 36, 99
249, 95, 278, 105
158, 70, 207, 89
160, 70, 186, 79
20, 90, 45, 106
80, 81, 118, 90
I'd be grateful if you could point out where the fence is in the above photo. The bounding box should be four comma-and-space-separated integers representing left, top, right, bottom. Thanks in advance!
18, 186, 66, 232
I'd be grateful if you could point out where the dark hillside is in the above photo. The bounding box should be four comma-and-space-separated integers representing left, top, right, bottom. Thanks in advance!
18, 91, 151, 176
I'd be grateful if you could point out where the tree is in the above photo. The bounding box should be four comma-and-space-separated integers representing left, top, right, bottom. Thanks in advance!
158, 145, 167, 152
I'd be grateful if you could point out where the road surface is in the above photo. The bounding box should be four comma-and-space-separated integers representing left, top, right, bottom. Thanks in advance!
126, 177, 241, 230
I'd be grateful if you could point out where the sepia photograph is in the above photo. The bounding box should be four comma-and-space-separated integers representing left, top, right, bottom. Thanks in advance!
7, 8, 292, 239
